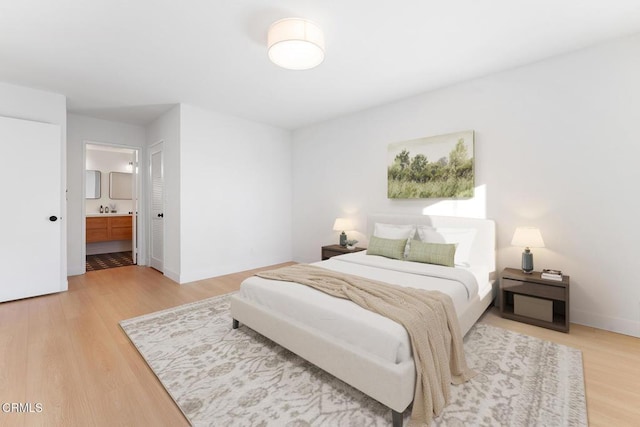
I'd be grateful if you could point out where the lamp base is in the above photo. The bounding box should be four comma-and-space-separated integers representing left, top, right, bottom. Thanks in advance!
339, 232, 347, 247
521, 249, 534, 274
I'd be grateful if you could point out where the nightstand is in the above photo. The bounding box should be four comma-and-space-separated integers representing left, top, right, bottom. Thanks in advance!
500, 268, 570, 332
321, 244, 366, 260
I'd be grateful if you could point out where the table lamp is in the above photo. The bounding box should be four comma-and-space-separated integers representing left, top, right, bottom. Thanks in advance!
333, 218, 353, 247
511, 227, 545, 273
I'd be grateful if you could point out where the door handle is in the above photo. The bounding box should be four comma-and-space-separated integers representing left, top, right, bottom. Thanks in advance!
157, 213, 164, 218
49, 216, 58, 222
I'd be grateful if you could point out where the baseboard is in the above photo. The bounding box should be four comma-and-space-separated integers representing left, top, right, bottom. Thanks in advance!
179, 267, 244, 284
572, 308, 640, 338
178, 258, 291, 284
292, 256, 317, 264
67, 264, 85, 276
164, 268, 180, 284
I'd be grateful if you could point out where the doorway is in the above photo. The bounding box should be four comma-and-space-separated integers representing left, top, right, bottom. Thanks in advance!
84, 142, 140, 272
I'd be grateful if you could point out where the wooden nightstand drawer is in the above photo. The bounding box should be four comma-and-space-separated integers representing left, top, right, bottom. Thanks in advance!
323, 249, 344, 259
502, 278, 565, 301
321, 245, 366, 260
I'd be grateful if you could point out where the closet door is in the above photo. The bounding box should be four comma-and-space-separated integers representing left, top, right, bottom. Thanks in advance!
0, 116, 64, 302
149, 142, 164, 272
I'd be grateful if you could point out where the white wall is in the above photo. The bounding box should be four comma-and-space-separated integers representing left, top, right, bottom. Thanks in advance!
0, 81, 67, 289
178, 104, 292, 283
146, 105, 181, 282
67, 114, 146, 275
292, 34, 640, 337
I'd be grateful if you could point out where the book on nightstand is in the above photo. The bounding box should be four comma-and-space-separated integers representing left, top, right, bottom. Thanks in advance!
541, 269, 563, 281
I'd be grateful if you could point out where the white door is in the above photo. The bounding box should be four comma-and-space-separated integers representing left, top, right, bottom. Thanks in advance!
0, 116, 64, 302
149, 142, 164, 272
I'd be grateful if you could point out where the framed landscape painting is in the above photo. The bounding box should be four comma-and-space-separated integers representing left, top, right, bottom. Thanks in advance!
388, 130, 474, 199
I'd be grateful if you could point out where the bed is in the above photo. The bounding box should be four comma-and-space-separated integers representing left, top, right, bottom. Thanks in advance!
230, 214, 496, 426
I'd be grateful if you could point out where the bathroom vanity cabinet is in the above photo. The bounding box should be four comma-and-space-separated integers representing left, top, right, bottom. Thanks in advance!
86, 215, 132, 243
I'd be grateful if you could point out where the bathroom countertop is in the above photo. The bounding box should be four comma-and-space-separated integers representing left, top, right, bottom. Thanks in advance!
86, 213, 133, 217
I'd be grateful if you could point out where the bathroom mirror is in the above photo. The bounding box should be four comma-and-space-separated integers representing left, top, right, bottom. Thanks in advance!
85, 170, 101, 199
109, 172, 132, 200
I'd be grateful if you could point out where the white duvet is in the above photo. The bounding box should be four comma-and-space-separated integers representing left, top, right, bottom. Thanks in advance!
238, 251, 488, 364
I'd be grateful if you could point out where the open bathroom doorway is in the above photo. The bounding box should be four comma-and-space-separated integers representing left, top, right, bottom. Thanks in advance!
83, 142, 141, 272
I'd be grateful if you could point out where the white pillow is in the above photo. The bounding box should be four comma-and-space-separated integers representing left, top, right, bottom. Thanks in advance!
416, 226, 476, 266
373, 223, 416, 240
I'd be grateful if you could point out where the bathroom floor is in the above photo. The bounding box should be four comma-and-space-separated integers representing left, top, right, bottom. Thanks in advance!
86, 251, 135, 271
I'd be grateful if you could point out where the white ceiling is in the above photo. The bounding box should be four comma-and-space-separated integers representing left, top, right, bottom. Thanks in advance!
2, 1, 640, 130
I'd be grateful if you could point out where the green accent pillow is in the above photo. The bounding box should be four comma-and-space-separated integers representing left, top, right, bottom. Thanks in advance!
407, 240, 456, 267
366, 236, 407, 260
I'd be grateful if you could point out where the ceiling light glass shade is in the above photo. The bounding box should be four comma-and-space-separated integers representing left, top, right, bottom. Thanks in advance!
511, 227, 545, 248
268, 18, 325, 70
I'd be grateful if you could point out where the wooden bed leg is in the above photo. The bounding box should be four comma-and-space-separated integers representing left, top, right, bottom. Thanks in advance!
232, 319, 239, 329
391, 410, 403, 427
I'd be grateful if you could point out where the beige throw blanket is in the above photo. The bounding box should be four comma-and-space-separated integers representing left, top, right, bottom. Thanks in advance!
256, 264, 477, 427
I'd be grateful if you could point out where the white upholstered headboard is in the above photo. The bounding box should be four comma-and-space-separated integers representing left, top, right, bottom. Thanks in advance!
366, 213, 496, 273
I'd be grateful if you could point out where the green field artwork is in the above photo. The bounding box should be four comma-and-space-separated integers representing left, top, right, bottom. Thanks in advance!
388, 130, 474, 199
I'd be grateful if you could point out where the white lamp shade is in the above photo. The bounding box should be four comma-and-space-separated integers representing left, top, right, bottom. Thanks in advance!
333, 218, 353, 232
511, 227, 545, 248
268, 18, 325, 70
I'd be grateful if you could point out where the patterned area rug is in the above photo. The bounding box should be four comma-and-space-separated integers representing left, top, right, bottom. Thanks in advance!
120, 294, 587, 426
86, 251, 134, 271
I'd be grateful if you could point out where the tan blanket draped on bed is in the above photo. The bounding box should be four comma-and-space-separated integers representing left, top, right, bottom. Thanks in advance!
256, 264, 477, 427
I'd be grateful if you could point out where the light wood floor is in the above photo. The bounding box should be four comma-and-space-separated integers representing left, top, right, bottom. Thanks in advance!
1, 265, 638, 426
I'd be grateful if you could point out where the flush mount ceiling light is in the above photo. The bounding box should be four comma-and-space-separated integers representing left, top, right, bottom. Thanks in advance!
267, 18, 325, 70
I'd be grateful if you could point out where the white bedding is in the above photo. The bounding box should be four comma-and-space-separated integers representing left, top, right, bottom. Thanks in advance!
238, 251, 491, 364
